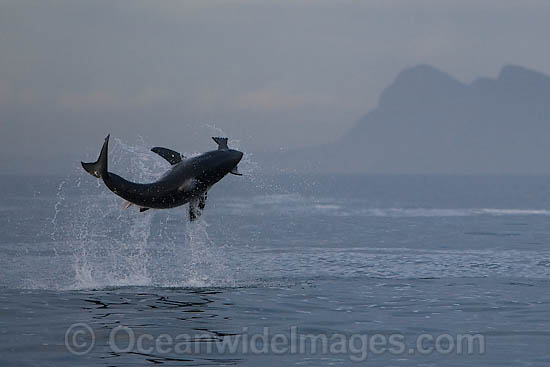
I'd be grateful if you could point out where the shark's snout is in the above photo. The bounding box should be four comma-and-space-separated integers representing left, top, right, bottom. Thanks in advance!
225, 149, 243, 176
205, 149, 243, 177
231, 149, 244, 164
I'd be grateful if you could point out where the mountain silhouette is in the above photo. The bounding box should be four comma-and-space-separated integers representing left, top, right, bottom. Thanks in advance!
266, 64, 550, 173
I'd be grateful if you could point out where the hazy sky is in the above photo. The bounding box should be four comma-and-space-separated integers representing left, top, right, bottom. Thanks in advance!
2, 0, 550, 173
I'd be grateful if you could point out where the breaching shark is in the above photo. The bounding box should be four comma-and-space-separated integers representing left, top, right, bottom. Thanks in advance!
81, 135, 243, 221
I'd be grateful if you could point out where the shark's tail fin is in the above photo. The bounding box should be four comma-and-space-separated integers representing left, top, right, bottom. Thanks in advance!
81, 135, 110, 178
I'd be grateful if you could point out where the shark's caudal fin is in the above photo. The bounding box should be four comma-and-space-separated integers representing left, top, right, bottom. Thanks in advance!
212, 137, 228, 150
81, 135, 110, 178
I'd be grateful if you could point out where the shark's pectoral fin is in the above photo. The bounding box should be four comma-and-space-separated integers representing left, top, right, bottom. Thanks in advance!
198, 191, 207, 210
189, 192, 207, 221
140, 207, 150, 213
230, 165, 242, 176
188, 199, 202, 222
151, 147, 185, 165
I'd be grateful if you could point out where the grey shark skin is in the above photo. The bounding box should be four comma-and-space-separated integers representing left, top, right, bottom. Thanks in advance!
81, 135, 243, 221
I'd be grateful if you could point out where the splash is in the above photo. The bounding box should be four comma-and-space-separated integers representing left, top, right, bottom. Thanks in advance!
48, 136, 236, 290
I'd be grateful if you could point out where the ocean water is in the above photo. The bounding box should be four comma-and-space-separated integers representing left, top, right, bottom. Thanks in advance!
1, 141, 550, 366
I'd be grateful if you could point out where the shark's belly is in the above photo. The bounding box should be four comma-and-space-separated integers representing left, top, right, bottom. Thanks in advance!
128, 189, 191, 209
106, 175, 192, 209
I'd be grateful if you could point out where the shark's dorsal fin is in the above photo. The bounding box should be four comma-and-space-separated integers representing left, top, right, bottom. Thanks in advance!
151, 147, 184, 165
212, 137, 228, 150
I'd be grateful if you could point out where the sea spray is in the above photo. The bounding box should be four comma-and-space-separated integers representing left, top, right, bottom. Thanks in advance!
47, 135, 240, 290
184, 218, 234, 287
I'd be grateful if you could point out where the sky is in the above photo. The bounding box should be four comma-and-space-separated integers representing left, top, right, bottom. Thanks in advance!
2, 0, 550, 173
